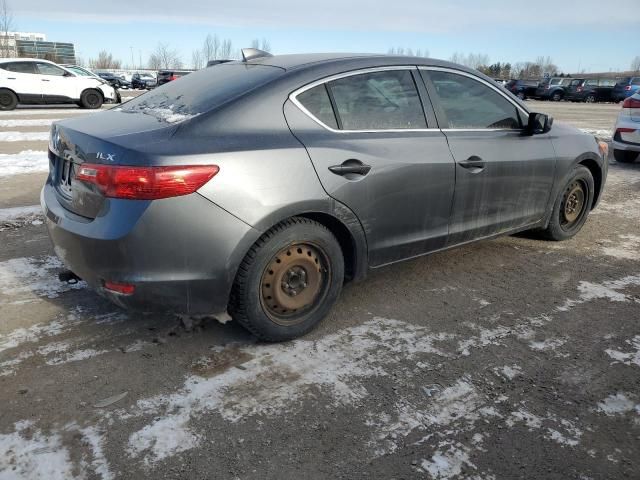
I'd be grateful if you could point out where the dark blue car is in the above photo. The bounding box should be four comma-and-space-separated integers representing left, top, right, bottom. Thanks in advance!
612, 77, 640, 102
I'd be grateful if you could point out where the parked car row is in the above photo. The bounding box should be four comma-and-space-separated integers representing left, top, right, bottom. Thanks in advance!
501, 75, 639, 103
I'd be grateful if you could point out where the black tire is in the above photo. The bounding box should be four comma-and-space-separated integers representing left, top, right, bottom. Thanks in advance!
613, 149, 638, 163
80, 89, 103, 109
585, 94, 596, 103
0, 88, 18, 111
229, 217, 344, 341
551, 91, 563, 101
541, 165, 594, 241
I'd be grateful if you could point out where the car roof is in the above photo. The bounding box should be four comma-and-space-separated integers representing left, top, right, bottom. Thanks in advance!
0, 57, 57, 64
237, 52, 481, 73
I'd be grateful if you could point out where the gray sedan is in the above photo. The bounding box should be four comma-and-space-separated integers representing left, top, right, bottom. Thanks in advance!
42, 50, 608, 341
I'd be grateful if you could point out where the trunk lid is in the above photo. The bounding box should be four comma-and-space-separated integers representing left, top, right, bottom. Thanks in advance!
50, 109, 180, 219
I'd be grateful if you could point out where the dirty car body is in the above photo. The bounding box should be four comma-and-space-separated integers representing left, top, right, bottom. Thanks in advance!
42, 53, 607, 340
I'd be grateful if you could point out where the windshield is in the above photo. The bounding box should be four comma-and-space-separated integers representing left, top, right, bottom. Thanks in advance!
67, 66, 92, 76
121, 63, 284, 123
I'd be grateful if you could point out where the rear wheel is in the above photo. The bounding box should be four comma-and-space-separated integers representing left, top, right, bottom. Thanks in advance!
80, 89, 103, 109
0, 89, 18, 110
614, 149, 638, 163
541, 165, 594, 241
229, 217, 344, 341
551, 91, 563, 101
585, 94, 596, 103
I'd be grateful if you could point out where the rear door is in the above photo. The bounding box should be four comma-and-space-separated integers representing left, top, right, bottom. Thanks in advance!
1, 61, 42, 101
285, 67, 456, 266
420, 68, 556, 245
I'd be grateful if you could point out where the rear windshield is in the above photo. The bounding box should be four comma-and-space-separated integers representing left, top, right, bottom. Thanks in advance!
121, 64, 284, 123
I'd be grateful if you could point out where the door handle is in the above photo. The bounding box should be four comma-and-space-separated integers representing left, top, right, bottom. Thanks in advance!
42, 79, 50, 82
329, 160, 371, 176
458, 156, 485, 173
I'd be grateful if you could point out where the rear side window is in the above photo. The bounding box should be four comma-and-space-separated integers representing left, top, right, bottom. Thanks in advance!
296, 84, 338, 129
1, 62, 37, 74
327, 70, 427, 130
426, 70, 521, 129
632, 78, 640, 86
585, 79, 598, 86
599, 79, 616, 87
122, 64, 284, 120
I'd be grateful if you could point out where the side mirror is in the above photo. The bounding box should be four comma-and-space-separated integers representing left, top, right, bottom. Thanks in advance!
63, 71, 73, 77
527, 112, 553, 135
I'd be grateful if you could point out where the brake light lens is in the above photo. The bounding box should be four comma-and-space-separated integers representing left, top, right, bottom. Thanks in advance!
616, 128, 636, 133
170, 75, 177, 81
76, 164, 219, 200
577, 86, 583, 92
624, 86, 632, 91
622, 96, 640, 109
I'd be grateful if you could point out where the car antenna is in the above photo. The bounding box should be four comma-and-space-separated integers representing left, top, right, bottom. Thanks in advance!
241, 48, 273, 62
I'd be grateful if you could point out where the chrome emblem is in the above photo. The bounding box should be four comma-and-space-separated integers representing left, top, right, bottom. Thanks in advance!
96, 152, 116, 161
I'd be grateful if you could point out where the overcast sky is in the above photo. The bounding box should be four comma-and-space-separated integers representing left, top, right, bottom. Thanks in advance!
11, 0, 637, 72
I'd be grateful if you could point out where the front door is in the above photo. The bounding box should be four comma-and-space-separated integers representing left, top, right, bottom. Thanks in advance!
421, 68, 557, 245
286, 67, 456, 266
34, 62, 76, 103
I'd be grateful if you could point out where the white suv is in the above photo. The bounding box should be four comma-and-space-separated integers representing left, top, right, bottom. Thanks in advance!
0, 58, 119, 111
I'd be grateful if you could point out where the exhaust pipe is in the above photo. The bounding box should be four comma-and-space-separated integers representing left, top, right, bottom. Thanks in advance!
58, 270, 81, 284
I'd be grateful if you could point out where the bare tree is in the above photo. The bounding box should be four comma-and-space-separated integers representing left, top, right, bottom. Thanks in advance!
388, 47, 429, 57
220, 39, 233, 59
191, 49, 203, 70
0, 0, 14, 58
89, 50, 122, 69
632, 56, 640, 72
149, 43, 183, 69
448, 52, 490, 70
202, 34, 220, 62
250, 38, 271, 52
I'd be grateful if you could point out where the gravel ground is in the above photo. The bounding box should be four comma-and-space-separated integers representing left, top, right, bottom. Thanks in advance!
0, 99, 638, 480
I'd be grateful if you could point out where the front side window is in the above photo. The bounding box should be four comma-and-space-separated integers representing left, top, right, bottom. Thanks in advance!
296, 84, 338, 129
327, 70, 427, 130
426, 70, 521, 129
585, 79, 598, 86
36, 63, 66, 76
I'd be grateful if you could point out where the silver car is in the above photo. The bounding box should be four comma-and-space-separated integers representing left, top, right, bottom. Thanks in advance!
42, 50, 608, 341
612, 92, 640, 163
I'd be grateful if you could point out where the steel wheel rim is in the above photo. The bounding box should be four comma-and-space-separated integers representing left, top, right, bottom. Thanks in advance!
87, 93, 100, 107
560, 180, 586, 229
260, 242, 331, 326
586, 95, 595, 103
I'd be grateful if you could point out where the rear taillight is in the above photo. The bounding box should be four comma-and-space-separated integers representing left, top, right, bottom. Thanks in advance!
76, 164, 219, 200
169, 75, 177, 81
545, 85, 551, 90
616, 128, 635, 133
577, 86, 583, 92
624, 86, 632, 91
622, 97, 640, 109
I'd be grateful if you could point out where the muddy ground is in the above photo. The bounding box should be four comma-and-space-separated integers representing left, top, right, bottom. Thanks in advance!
0, 99, 638, 479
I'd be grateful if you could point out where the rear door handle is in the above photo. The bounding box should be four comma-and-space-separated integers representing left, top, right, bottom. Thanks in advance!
458, 156, 485, 173
42, 79, 50, 82
329, 160, 371, 176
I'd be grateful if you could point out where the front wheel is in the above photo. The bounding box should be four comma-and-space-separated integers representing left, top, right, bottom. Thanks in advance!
551, 91, 563, 101
80, 89, 103, 109
614, 149, 638, 163
585, 95, 596, 103
541, 166, 594, 241
229, 217, 344, 341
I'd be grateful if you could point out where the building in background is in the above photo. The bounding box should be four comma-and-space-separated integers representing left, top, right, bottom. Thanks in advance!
0, 31, 76, 64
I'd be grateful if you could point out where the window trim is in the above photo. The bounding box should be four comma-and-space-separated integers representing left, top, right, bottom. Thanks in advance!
419, 66, 530, 132
289, 66, 439, 133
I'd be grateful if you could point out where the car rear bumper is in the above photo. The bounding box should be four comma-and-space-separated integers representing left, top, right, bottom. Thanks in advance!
41, 182, 260, 315
612, 138, 640, 152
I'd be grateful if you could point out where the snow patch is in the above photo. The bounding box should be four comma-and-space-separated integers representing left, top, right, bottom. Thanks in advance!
0, 131, 49, 142
0, 421, 75, 480
579, 128, 612, 141
0, 118, 57, 127
123, 317, 453, 464
0, 205, 42, 223
557, 275, 640, 311
605, 336, 640, 367
529, 337, 567, 351
495, 364, 522, 380
47, 348, 109, 366
421, 442, 475, 479
601, 235, 640, 261
0, 256, 85, 304
0, 150, 49, 177
598, 393, 638, 416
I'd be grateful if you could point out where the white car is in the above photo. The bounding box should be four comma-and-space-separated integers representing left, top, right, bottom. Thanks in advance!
612, 92, 640, 163
0, 58, 119, 111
